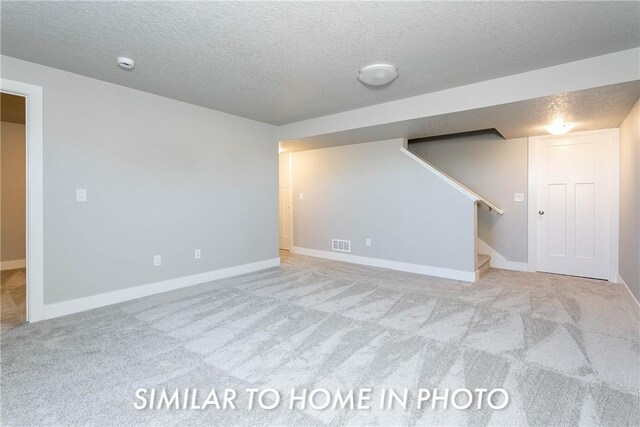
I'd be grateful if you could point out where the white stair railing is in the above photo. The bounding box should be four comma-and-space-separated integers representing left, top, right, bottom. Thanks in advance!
400, 140, 504, 215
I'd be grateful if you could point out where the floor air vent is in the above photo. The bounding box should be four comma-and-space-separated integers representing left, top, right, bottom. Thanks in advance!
332, 239, 351, 253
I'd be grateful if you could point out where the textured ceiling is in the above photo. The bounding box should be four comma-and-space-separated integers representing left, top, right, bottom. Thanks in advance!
2, 1, 639, 125
280, 81, 640, 152
0, 92, 25, 124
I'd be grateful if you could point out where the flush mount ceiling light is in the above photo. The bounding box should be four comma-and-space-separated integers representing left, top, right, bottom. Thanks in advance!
117, 56, 135, 70
545, 118, 575, 135
358, 64, 399, 86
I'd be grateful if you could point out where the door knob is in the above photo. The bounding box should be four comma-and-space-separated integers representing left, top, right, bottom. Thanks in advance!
538, 211, 545, 215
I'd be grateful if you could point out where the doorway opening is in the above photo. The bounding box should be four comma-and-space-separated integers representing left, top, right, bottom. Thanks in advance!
279, 152, 292, 251
1, 92, 26, 330
1, 78, 44, 323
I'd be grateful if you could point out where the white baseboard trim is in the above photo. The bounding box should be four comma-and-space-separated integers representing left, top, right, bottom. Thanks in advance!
0, 259, 26, 271
477, 239, 528, 272
473, 269, 481, 282
291, 246, 476, 283
43, 257, 281, 320
617, 274, 640, 309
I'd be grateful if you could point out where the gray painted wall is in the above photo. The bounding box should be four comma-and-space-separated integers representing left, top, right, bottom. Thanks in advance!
619, 99, 640, 302
1, 122, 26, 262
410, 134, 528, 263
1, 55, 278, 304
291, 139, 476, 272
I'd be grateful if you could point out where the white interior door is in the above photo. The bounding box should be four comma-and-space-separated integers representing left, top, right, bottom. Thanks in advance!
535, 132, 611, 279
279, 153, 292, 250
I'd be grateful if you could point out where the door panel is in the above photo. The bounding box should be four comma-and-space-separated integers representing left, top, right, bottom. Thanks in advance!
574, 183, 595, 258
547, 183, 567, 256
535, 133, 610, 279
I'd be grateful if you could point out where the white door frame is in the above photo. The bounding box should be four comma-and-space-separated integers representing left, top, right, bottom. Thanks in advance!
528, 128, 619, 282
1, 78, 44, 322
278, 152, 293, 250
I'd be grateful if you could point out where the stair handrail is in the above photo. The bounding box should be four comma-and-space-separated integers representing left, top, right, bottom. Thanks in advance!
400, 142, 504, 215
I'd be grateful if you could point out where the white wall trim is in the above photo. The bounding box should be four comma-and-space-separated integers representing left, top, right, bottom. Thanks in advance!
0, 259, 26, 271
278, 152, 293, 251
472, 269, 481, 282
609, 129, 620, 283
477, 239, 528, 272
289, 152, 296, 250
291, 246, 476, 283
401, 145, 478, 201
43, 257, 280, 320
528, 129, 620, 280
617, 274, 640, 309
527, 136, 537, 272
1, 78, 44, 322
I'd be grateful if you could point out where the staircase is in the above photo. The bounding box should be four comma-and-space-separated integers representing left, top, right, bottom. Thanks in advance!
477, 254, 491, 276
400, 138, 502, 282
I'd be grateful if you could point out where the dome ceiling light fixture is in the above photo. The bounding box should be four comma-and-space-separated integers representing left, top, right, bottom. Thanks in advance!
358, 63, 399, 86
545, 118, 575, 135
117, 56, 135, 70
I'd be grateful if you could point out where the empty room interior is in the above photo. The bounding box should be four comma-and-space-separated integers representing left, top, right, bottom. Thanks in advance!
0, 1, 639, 426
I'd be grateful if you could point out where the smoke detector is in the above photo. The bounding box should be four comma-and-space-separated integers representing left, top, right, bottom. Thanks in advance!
358, 63, 399, 86
117, 57, 135, 70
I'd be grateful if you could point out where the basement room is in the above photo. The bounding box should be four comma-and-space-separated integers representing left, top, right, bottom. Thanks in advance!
1, 1, 639, 426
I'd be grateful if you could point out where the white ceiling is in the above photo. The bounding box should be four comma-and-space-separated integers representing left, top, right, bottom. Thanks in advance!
280, 81, 640, 152
2, 1, 638, 125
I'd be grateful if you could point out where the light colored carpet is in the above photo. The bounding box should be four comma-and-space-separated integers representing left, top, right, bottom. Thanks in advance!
1, 268, 26, 332
1, 252, 638, 426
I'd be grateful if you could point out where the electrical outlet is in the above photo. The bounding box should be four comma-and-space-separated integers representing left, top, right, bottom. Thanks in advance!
514, 193, 524, 202
195, 249, 201, 259
299, 193, 304, 200
76, 188, 87, 202
153, 255, 162, 266
365, 238, 371, 247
